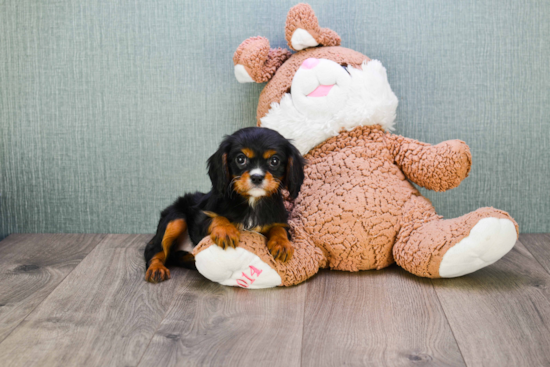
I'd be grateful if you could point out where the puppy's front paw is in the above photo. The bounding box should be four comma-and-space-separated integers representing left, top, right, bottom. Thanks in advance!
211, 223, 240, 249
267, 236, 294, 262
145, 263, 171, 283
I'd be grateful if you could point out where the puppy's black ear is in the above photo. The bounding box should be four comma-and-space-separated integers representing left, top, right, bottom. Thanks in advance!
284, 143, 306, 199
207, 138, 232, 194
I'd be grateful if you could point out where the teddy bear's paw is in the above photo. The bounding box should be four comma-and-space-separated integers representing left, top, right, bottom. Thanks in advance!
439, 217, 517, 278
195, 245, 282, 289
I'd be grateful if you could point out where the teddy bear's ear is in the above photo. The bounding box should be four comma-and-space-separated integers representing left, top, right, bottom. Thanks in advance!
233, 36, 292, 83
285, 3, 341, 51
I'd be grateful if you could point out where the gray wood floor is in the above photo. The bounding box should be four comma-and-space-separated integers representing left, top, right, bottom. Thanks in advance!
0, 234, 549, 367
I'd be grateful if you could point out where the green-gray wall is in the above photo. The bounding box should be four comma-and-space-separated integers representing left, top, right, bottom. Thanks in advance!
1, 0, 549, 236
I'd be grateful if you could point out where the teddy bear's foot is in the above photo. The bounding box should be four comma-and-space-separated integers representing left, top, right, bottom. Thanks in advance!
194, 245, 282, 289
438, 217, 517, 277
193, 232, 282, 289
192, 229, 326, 288
394, 202, 519, 278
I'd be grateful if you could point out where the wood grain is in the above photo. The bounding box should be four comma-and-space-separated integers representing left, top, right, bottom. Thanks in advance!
432, 241, 550, 367
0, 234, 186, 367
2, 234, 550, 367
0, 234, 105, 343
520, 234, 550, 275
301, 267, 465, 367
138, 270, 307, 367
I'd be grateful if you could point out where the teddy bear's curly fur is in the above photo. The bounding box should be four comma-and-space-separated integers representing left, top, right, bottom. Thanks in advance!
192, 3, 518, 288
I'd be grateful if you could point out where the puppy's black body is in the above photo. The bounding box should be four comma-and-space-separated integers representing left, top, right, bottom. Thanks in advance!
144, 127, 305, 283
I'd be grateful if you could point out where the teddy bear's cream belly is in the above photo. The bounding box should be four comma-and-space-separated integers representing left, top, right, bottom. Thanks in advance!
292, 153, 419, 272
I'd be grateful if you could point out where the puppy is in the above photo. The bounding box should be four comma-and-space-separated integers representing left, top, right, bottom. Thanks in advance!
144, 127, 305, 283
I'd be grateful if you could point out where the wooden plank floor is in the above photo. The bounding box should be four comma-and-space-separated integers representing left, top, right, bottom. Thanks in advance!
0, 234, 549, 367
0, 234, 106, 343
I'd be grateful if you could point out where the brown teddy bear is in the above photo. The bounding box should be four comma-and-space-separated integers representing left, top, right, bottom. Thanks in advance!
191, 3, 518, 288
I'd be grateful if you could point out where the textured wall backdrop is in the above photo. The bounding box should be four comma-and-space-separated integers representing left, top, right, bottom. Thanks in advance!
1, 0, 549, 237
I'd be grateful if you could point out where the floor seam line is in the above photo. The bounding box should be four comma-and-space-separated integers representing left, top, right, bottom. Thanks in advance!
135, 269, 185, 367
299, 279, 309, 367
518, 236, 550, 276
430, 280, 469, 367
515, 238, 550, 309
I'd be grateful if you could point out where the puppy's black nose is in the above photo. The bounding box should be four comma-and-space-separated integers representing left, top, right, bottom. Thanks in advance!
250, 174, 264, 185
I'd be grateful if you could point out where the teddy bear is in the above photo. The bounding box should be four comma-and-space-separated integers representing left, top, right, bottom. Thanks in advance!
191, 3, 519, 288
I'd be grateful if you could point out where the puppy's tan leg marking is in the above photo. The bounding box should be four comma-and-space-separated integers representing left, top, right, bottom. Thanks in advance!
209, 216, 240, 249
145, 219, 186, 283
267, 226, 293, 262
162, 219, 186, 258
145, 252, 171, 283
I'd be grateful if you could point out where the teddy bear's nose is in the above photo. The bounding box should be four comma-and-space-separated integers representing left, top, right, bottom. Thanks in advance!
301, 58, 320, 69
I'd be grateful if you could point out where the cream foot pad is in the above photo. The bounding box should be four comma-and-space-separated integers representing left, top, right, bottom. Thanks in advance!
195, 245, 282, 289
439, 217, 518, 278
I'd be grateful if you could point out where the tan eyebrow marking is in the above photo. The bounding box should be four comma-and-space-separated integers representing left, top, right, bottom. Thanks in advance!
263, 150, 277, 159
241, 148, 255, 158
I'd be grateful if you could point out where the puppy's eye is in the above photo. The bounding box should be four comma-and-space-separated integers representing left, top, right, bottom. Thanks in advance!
235, 154, 248, 168
269, 156, 280, 168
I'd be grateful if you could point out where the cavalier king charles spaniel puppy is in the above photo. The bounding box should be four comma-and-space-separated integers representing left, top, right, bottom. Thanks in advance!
144, 127, 305, 283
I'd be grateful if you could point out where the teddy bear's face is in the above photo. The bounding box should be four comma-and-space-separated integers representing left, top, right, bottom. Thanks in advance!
233, 4, 399, 154
260, 56, 398, 155
290, 58, 351, 118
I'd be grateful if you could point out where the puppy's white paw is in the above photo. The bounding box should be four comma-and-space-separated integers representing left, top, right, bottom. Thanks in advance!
195, 245, 281, 289
439, 217, 517, 278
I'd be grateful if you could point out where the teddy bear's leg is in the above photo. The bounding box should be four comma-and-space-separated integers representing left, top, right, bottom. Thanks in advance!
393, 195, 519, 278
192, 225, 326, 288
192, 232, 282, 289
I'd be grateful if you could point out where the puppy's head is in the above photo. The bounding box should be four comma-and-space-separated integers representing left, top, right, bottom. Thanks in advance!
207, 127, 305, 201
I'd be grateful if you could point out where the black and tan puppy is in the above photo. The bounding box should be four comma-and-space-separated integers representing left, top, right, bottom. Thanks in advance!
144, 127, 305, 283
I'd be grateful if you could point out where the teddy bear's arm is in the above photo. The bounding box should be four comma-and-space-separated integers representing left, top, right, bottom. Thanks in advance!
385, 133, 472, 192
